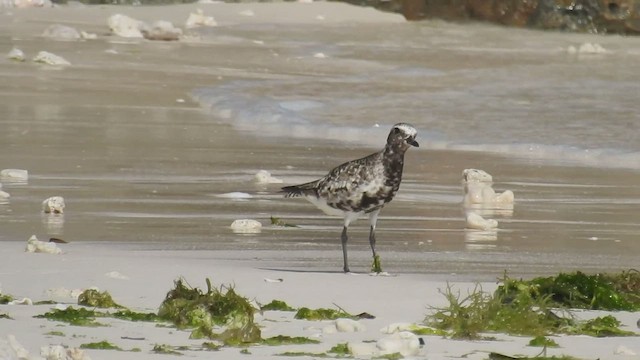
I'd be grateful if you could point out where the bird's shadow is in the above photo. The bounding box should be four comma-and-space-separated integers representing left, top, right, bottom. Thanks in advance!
258, 267, 367, 275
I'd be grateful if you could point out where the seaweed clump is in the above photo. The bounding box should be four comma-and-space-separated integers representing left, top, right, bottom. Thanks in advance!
157, 278, 261, 345
80, 341, 122, 350
499, 270, 640, 311
0, 293, 13, 304
78, 289, 124, 309
35, 307, 105, 327
426, 271, 639, 339
260, 300, 296, 312
294, 307, 354, 321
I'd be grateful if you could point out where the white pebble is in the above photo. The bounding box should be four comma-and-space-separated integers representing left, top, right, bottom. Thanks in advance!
25, 235, 62, 254
32, 51, 71, 66
376, 331, 421, 356
230, 219, 262, 234
6, 47, 25, 62
313, 52, 327, 59
335, 318, 366, 332
254, 170, 283, 184
185, 9, 217, 28
42, 196, 65, 214
42, 24, 81, 40
217, 192, 252, 199
0, 190, 9, 199
0, 168, 28, 181
107, 13, 145, 38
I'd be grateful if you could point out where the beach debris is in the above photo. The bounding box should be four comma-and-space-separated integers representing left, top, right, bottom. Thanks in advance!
217, 191, 252, 199
313, 52, 327, 59
262, 335, 319, 346
41, 345, 91, 360
0, 189, 9, 201
8, 297, 33, 305
42, 24, 81, 40
32, 51, 71, 66
348, 331, 420, 357
462, 168, 514, 208
185, 9, 217, 28
80, 31, 98, 40
157, 278, 261, 344
263, 277, 284, 283
426, 271, 640, 339
323, 319, 363, 334
527, 335, 559, 347
78, 289, 124, 309
294, 306, 354, 321
568, 42, 608, 55
35, 306, 105, 327
259, 299, 294, 311
6, 47, 25, 62
42, 196, 65, 214
141, 20, 182, 41
254, 169, 283, 184
104, 270, 129, 280
380, 322, 445, 336
79, 341, 121, 350
269, 216, 297, 227
465, 212, 498, 230
152, 344, 183, 356
49, 237, 68, 244
230, 219, 262, 234
26, 235, 63, 254
0, 168, 28, 181
107, 14, 145, 38
371, 254, 383, 273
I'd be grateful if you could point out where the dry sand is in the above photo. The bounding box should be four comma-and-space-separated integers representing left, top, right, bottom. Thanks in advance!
0, 2, 639, 360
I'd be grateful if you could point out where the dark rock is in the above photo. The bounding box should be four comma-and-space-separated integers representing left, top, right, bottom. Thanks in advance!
338, 0, 640, 34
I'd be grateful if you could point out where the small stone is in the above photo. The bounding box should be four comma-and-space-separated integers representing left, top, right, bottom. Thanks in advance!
185, 9, 217, 28
466, 212, 498, 230
108, 14, 145, 38
32, 51, 71, 66
42, 196, 65, 214
142, 20, 182, 41
42, 24, 81, 40
26, 235, 63, 254
6, 47, 25, 62
230, 219, 262, 234
0, 168, 28, 181
254, 170, 283, 184
335, 318, 366, 332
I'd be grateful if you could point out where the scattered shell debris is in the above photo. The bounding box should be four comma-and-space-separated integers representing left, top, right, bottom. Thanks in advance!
42, 196, 65, 214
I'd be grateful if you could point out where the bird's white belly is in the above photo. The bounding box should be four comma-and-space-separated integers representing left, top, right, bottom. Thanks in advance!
304, 195, 363, 220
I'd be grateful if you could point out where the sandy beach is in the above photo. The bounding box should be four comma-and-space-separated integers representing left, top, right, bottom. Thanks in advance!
1, 1, 639, 359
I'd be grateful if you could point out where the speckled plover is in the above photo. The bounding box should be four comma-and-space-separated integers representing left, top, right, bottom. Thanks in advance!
282, 123, 419, 273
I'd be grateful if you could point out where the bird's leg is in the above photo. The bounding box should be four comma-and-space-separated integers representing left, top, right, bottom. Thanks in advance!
341, 226, 350, 273
368, 210, 380, 258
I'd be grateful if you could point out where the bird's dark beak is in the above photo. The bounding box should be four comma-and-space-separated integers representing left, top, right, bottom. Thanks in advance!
408, 138, 419, 147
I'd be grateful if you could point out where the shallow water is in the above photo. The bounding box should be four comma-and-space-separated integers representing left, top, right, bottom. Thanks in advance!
1, 13, 639, 280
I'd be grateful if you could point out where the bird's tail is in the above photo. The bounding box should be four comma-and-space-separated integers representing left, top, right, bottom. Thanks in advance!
281, 181, 318, 198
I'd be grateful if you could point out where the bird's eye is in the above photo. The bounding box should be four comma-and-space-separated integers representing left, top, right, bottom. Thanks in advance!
393, 128, 400, 134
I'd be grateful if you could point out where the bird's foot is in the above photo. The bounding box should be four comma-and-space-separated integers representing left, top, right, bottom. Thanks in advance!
371, 254, 383, 273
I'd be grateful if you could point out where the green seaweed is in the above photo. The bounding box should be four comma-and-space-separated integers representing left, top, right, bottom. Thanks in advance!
152, 344, 183, 355
110, 309, 160, 322
0, 313, 12, 320
202, 342, 222, 351
499, 270, 640, 311
261, 299, 296, 312
426, 275, 637, 339
375, 353, 403, 360
528, 336, 559, 347
35, 307, 106, 327
262, 335, 321, 346
270, 216, 299, 227
278, 351, 329, 357
0, 293, 13, 304
406, 325, 447, 336
44, 330, 65, 336
79, 341, 122, 350
78, 289, 124, 309
157, 278, 261, 345
294, 307, 353, 321
371, 255, 383, 273
328, 343, 350, 356
240, 348, 251, 354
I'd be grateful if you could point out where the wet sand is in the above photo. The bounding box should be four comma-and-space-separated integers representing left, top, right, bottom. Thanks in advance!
0, 3, 639, 360
1, 3, 640, 279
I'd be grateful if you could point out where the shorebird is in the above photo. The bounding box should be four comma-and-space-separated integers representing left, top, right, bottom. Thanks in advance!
282, 123, 419, 272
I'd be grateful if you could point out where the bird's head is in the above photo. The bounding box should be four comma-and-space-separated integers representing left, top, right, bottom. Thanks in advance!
386, 123, 419, 151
